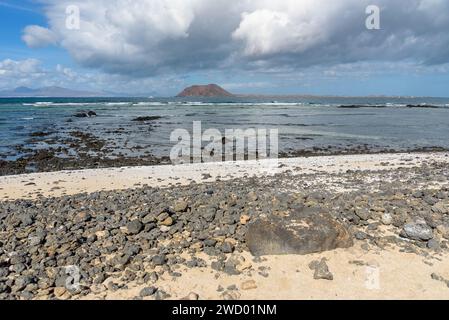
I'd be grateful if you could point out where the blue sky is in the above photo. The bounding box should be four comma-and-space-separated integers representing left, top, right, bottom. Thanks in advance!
1, 0, 449, 97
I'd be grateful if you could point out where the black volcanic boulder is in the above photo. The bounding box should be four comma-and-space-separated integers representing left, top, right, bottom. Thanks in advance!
246, 210, 353, 256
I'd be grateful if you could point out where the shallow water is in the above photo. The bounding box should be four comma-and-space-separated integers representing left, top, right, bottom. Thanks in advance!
1, 96, 449, 160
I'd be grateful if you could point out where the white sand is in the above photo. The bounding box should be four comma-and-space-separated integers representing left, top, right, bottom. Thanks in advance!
1, 152, 449, 200
86, 244, 449, 300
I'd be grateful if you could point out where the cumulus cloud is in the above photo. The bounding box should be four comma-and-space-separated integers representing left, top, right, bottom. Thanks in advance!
0, 58, 43, 76
22, 25, 58, 48
0, 58, 46, 88
0, 58, 185, 95
21, 0, 449, 76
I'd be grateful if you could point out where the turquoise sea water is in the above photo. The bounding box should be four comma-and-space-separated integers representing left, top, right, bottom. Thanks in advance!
1, 96, 449, 160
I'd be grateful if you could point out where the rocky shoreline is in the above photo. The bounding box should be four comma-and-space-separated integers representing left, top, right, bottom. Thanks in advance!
1, 132, 446, 177
1, 154, 449, 300
1, 108, 448, 177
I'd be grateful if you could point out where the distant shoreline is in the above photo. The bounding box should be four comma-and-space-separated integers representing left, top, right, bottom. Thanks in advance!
1, 94, 449, 100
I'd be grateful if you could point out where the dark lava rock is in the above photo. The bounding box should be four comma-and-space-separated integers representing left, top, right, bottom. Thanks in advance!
401, 222, 433, 241
140, 286, 157, 297
211, 260, 225, 272
309, 258, 334, 280
355, 231, 368, 240
155, 290, 171, 300
30, 131, 51, 137
220, 242, 234, 254
126, 220, 143, 235
132, 116, 162, 122
246, 211, 353, 256
73, 110, 97, 118
152, 254, 167, 266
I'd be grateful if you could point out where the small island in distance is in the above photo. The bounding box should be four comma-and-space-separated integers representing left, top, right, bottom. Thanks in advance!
176, 84, 234, 97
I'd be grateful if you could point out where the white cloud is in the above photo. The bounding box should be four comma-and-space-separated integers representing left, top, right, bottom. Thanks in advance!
19, 0, 449, 77
0, 58, 43, 76
22, 25, 58, 48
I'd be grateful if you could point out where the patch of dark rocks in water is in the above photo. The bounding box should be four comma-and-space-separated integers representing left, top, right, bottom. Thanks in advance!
131, 116, 163, 122
280, 146, 449, 159
73, 110, 97, 118
1, 164, 449, 300
0, 130, 170, 176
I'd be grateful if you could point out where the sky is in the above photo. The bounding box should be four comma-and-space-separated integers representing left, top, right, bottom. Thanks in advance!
0, 0, 449, 97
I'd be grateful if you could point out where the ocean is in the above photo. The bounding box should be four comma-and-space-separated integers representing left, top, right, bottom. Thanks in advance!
1, 96, 449, 162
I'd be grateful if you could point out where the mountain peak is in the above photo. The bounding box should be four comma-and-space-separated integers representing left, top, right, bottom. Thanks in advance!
13, 86, 35, 93
177, 84, 234, 97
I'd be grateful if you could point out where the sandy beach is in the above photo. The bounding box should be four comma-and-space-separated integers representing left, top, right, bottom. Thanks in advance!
2, 152, 448, 200
1, 152, 449, 300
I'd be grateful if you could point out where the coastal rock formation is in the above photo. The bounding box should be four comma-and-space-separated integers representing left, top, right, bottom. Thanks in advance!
73, 110, 97, 118
131, 116, 162, 122
246, 211, 353, 256
176, 84, 234, 97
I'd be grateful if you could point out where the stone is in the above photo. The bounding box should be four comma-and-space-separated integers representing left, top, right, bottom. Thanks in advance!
160, 217, 174, 226
436, 224, 449, 239
126, 220, 143, 235
355, 231, 368, 240
309, 258, 333, 280
427, 239, 440, 250
221, 241, 234, 254
152, 254, 167, 266
223, 264, 240, 276
381, 213, 393, 225
155, 290, 171, 300
74, 211, 91, 223
140, 286, 157, 297
14, 275, 34, 291
432, 201, 449, 215
211, 260, 225, 272
221, 291, 241, 300
174, 200, 189, 212
402, 222, 433, 241
28, 236, 43, 246
54, 287, 67, 298
246, 211, 353, 256
204, 239, 217, 247
241, 280, 257, 290
181, 292, 199, 300
236, 260, 252, 273
355, 208, 371, 221
240, 215, 251, 225
132, 116, 162, 122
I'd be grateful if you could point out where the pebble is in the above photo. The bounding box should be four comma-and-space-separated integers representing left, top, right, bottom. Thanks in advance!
174, 200, 189, 212
181, 292, 199, 300
126, 220, 143, 235
54, 287, 67, 298
402, 222, 434, 241
240, 215, 250, 225
152, 255, 167, 266
160, 217, 174, 226
381, 213, 393, 225
309, 258, 334, 281
241, 280, 257, 290
140, 286, 157, 297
